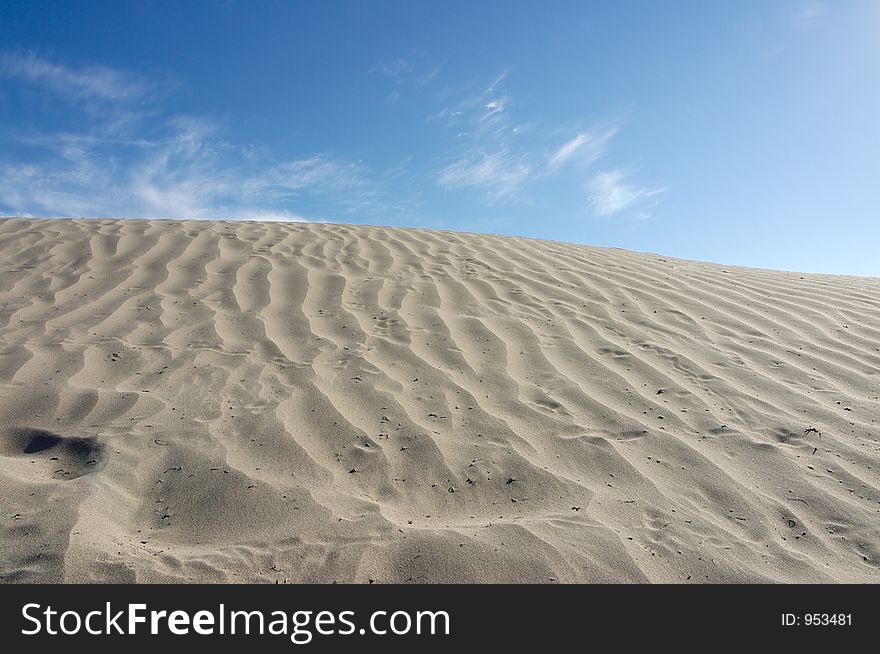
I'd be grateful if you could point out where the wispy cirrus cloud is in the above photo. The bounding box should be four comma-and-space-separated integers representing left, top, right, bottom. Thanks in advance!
0, 52, 149, 103
429, 70, 656, 216
0, 52, 163, 134
370, 55, 442, 103
242, 156, 366, 201
2, 53, 665, 225
1, 124, 373, 220
588, 168, 664, 218
547, 128, 618, 172
0, 53, 383, 221
430, 70, 513, 128
430, 69, 537, 202
438, 149, 532, 201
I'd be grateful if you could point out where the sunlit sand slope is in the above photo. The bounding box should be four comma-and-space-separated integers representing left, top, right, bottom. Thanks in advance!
1, 217, 878, 583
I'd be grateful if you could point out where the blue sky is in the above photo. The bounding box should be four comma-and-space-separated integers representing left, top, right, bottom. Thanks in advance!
1, 1, 878, 275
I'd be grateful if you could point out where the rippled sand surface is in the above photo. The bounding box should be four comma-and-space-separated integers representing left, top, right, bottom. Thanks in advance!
1, 217, 878, 583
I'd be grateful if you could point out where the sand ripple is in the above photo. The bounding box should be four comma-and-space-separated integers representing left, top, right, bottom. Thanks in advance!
1, 217, 878, 583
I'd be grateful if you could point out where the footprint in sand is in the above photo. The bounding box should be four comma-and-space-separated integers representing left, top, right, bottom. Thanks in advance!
0, 426, 106, 481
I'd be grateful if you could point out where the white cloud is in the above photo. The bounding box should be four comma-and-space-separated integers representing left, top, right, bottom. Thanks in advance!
2, 55, 666, 225
242, 155, 367, 203
481, 96, 508, 123
548, 128, 618, 171
415, 65, 441, 86
485, 68, 511, 94
588, 169, 664, 217
0, 115, 371, 220
548, 133, 590, 170
431, 71, 661, 214
431, 70, 534, 201
372, 57, 441, 105
438, 149, 531, 201
0, 53, 167, 137
429, 69, 513, 129
0, 52, 148, 103
0, 54, 386, 221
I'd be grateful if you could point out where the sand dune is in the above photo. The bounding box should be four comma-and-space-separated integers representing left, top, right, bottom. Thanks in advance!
0, 217, 878, 583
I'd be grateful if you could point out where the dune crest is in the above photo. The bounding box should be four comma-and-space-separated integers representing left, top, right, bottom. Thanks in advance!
1, 217, 878, 583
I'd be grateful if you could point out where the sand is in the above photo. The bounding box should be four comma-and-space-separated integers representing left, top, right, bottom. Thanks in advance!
0, 217, 878, 583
